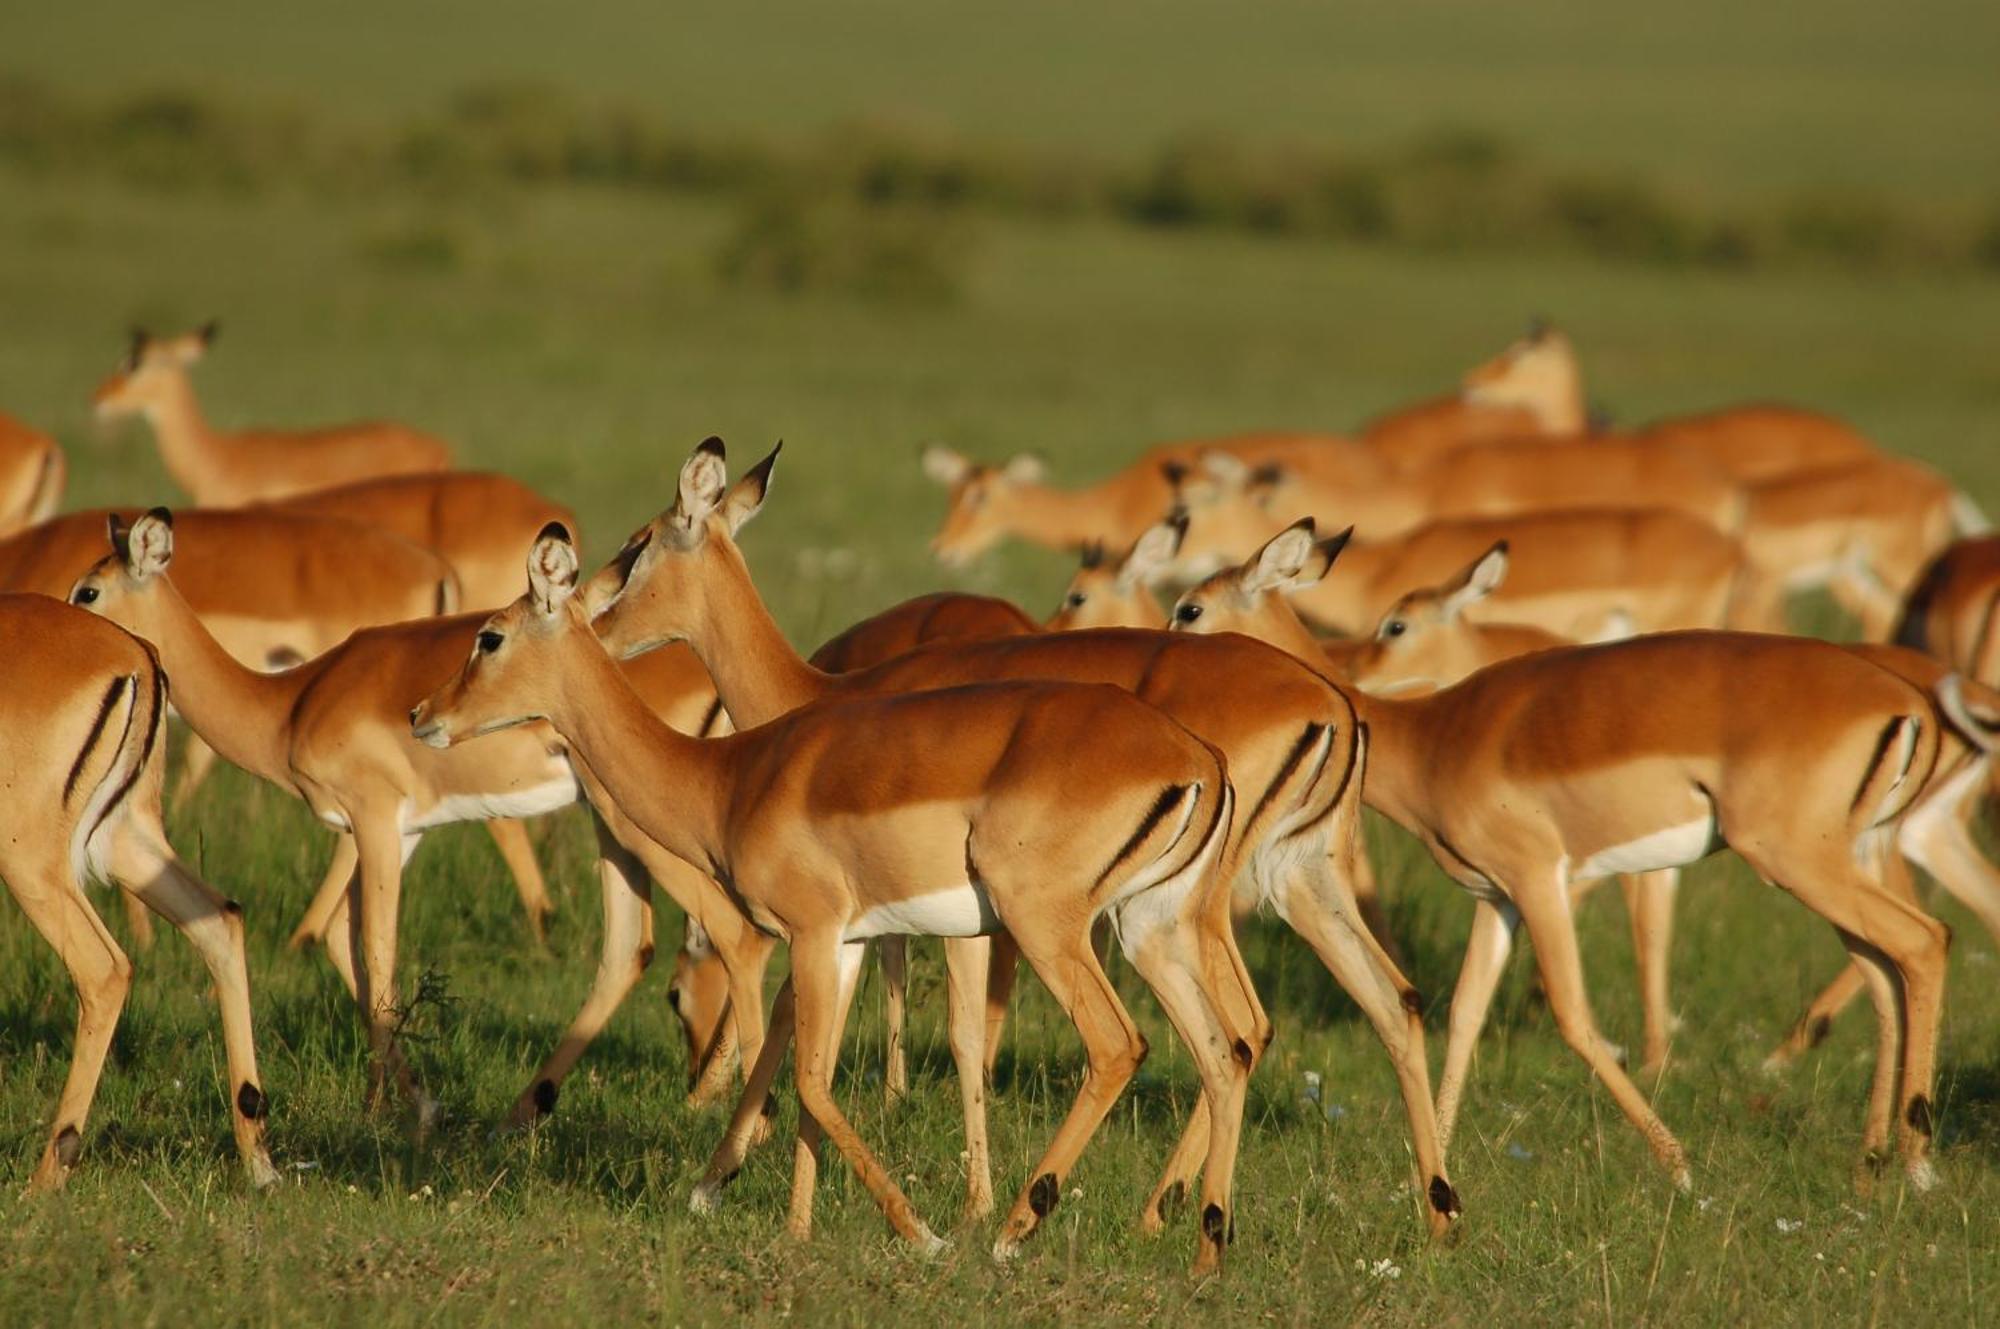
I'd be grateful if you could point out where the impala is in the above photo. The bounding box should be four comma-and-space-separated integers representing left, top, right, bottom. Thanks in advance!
921, 432, 1384, 565
67, 511, 737, 1119
1046, 514, 1190, 632
1171, 524, 1956, 1189
0, 411, 66, 537
94, 324, 450, 506
1896, 534, 2000, 683
0, 594, 275, 1191
1357, 318, 1582, 473
1174, 504, 1768, 640
581, 439, 1457, 1239
412, 524, 1255, 1273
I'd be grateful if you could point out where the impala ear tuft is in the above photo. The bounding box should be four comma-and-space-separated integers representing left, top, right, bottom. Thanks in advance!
1078, 540, 1105, 570
537, 520, 573, 545
197, 319, 220, 347
1159, 460, 1190, 490
695, 435, 726, 462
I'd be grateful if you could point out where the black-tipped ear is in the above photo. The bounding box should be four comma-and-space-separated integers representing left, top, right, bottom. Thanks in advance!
146, 505, 174, 529
741, 440, 782, 496
1160, 460, 1189, 489
1249, 462, 1285, 488
1525, 313, 1551, 342
198, 319, 220, 346
1284, 516, 1317, 539
1078, 540, 1105, 570
1166, 507, 1191, 539
1319, 525, 1355, 564
537, 520, 573, 545
696, 436, 726, 463
107, 513, 130, 556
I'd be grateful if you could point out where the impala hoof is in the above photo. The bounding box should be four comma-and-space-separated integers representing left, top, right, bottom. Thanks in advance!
689, 1184, 720, 1216
912, 1224, 949, 1258
1907, 1158, 1938, 1193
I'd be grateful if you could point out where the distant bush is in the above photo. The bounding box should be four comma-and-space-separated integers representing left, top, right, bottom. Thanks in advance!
1781, 191, 1902, 267
713, 187, 975, 304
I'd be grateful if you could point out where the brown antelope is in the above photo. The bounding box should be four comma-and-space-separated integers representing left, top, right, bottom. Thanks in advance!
0, 505, 573, 944
93, 324, 450, 506
580, 439, 1456, 1240
412, 525, 1257, 1273
1177, 505, 1766, 640
1046, 514, 1190, 632
1322, 545, 2000, 1076
0, 594, 275, 1191
1356, 319, 1582, 474
269, 471, 579, 611
66, 511, 735, 1121
0, 412, 66, 537
1739, 455, 1972, 640
920, 432, 1384, 565
1896, 535, 2000, 684
1171, 529, 1958, 1190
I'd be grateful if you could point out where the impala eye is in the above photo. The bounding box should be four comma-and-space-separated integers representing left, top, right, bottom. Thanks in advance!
477, 630, 504, 654
72, 585, 99, 606
1065, 592, 1086, 609
1174, 603, 1203, 624
1382, 620, 1407, 639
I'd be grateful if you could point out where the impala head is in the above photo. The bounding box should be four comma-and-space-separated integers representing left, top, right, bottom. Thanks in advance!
1342, 542, 1510, 695
920, 444, 1048, 566
1166, 450, 1318, 581
583, 437, 778, 660
93, 322, 217, 422
1168, 518, 1352, 659
1459, 316, 1583, 430
1047, 511, 1186, 630
665, 922, 732, 1092
409, 523, 584, 749
68, 507, 183, 637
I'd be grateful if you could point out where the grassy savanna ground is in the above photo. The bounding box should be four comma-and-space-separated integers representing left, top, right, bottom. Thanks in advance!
2, 5, 2000, 1325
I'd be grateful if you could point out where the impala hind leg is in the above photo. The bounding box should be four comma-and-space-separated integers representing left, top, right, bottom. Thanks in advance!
108, 813, 278, 1187
1512, 876, 1691, 1187
942, 936, 995, 1220
880, 936, 909, 1102
787, 933, 939, 1250
992, 917, 1147, 1261
289, 832, 359, 951
691, 979, 794, 1215
1623, 868, 1681, 1074
484, 818, 554, 947
170, 730, 219, 815
1437, 897, 1521, 1150
983, 931, 1021, 1082
11, 852, 131, 1192
348, 812, 431, 1121
504, 822, 652, 1131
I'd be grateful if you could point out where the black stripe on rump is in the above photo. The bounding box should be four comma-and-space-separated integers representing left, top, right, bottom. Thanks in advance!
1096, 783, 1189, 887
63, 676, 130, 807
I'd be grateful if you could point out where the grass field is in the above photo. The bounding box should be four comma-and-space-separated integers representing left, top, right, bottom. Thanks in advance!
3, 7, 2000, 1325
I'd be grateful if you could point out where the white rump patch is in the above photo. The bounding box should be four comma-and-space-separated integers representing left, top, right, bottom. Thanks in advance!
1575, 816, 1715, 879
846, 882, 999, 940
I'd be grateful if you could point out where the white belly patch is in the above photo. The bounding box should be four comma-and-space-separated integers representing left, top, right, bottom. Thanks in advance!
410, 775, 581, 832
1575, 816, 1715, 880
846, 883, 999, 940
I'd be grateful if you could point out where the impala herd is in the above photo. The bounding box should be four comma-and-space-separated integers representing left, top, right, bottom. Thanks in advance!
2, 319, 1995, 1275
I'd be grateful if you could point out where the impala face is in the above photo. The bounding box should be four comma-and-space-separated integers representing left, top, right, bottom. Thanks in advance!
1046, 511, 1186, 631
92, 323, 215, 422
1168, 518, 1352, 645
410, 523, 580, 749
68, 508, 179, 637
920, 444, 1046, 566
1459, 318, 1581, 424
1343, 543, 1511, 696
585, 437, 776, 660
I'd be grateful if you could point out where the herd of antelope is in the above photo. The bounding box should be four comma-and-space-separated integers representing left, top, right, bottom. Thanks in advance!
3, 317, 1996, 1275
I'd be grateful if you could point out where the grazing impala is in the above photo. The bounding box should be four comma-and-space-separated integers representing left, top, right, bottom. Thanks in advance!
413, 525, 1256, 1273
1173, 505, 1768, 640
0, 594, 275, 1192
67, 511, 735, 1119
0, 412, 66, 537
921, 432, 1384, 565
1171, 525, 1957, 1190
1358, 319, 1582, 473
93, 324, 450, 506
580, 440, 1457, 1239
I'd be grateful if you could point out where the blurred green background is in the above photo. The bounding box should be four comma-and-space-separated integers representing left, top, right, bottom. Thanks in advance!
1, 4, 1998, 1325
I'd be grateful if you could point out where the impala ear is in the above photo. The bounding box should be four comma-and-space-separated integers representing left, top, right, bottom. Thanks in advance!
123, 327, 149, 371
1240, 518, 1320, 596
1000, 453, 1046, 485
1119, 511, 1188, 589
1077, 540, 1106, 570
920, 443, 972, 488
196, 319, 220, 350
721, 441, 780, 535
107, 513, 131, 562
674, 437, 729, 531
1524, 313, 1551, 344
1440, 541, 1508, 620
125, 508, 176, 580
527, 523, 579, 617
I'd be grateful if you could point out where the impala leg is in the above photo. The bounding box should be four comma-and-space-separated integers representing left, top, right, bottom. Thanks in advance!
690, 902, 776, 1109
289, 832, 359, 951
1624, 868, 1680, 1075
1900, 760, 2000, 943
1765, 964, 1868, 1072
993, 916, 1147, 1261
1846, 948, 1903, 1166
504, 821, 652, 1131
983, 931, 1021, 1082
484, 818, 554, 946
350, 813, 429, 1120
788, 939, 868, 1239
118, 881, 156, 951
941, 936, 995, 1221
1511, 875, 1690, 1188
170, 730, 219, 815
787, 932, 937, 1250
13, 853, 131, 1192
690, 979, 794, 1215
880, 936, 909, 1103
108, 813, 278, 1188
1436, 897, 1521, 1151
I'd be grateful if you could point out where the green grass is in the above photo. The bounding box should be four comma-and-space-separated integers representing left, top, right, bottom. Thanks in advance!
2, 9, 2000, 1321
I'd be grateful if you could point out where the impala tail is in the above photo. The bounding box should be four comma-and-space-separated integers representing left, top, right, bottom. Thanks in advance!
67, 660, 167, 885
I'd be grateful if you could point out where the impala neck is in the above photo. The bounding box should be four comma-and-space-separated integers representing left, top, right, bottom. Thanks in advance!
547, 633, 732, 874
142, 581, 307, 790
1342, 689, 1431, 831
142, 372, 228, 501
681, 540, 831, 727
1000, 479, 1143, 550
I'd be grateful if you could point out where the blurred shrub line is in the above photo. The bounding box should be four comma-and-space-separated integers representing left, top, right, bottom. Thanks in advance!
4, 74, 1997, 278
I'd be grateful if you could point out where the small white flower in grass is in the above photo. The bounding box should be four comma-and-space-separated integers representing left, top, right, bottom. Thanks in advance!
1301, 1071, 1322, 1102
345, 1184, 359, 1195
1369, 1258, 1402, 1280
1697, 1196, 1715, 1213
1775, 1218, 1802, 1234
1068, 1187, 1083, 1202
1814, 1252, 1826, 1262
